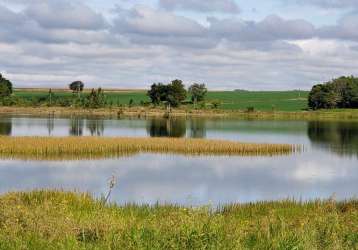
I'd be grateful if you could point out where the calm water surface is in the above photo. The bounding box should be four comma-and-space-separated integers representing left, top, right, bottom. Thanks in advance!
0, 115, 357, 206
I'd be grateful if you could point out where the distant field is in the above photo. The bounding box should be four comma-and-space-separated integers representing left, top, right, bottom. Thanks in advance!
207, 90, 308, 111
14, 89, 309, 112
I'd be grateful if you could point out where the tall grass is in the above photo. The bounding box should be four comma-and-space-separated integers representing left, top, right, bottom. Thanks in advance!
0, 190, 357, 249
0, 136, 298, 160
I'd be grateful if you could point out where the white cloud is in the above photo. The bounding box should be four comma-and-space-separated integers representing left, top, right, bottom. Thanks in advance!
159, 0, 240, 13
0, 1, 358, 89
24, 0, 107, 30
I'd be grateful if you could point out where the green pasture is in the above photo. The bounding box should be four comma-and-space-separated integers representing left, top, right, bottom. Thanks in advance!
14, 89, 309, 111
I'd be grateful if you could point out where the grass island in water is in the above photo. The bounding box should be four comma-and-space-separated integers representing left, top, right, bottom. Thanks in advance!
0, 136, 299, 160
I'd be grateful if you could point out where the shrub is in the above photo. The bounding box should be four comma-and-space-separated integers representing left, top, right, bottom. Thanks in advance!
85, 88, 107, 108
211, 100, 220, 109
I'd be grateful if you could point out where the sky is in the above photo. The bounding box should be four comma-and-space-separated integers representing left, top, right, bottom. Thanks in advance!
1, 0, 358, 90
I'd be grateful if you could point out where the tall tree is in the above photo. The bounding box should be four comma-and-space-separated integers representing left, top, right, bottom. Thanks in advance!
147, 83, 167, 105
69, 81, 84, 96
189, 83, 207, 106
0, 74, 13, 97
147, 80, 187, 107
308, 76, 358, 110
167, 79, 187, 107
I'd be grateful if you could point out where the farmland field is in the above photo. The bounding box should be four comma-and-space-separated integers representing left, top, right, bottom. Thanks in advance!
14, 89, 309, 111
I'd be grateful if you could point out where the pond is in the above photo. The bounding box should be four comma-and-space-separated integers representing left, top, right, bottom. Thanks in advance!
0, 115, 357, 206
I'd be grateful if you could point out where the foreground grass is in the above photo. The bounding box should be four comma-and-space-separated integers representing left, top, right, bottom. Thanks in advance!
0, 137, 297, 160
0, 191, 357, 249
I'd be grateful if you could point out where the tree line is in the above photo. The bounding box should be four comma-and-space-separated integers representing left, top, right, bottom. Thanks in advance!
308, 76, 358, 110
147, 79, 207, 107
0, 76, 106, 108
0, 74, 209, 109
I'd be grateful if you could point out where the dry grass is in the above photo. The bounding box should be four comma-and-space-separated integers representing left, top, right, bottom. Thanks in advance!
1, 106, 358, 120
0, 136, 298, 160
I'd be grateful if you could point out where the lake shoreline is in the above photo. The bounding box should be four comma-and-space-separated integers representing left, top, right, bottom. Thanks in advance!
1, 190, 357, 249
1, 106, 358, 121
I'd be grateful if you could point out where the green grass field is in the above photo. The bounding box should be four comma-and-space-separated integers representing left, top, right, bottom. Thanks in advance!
207, 90, 308, 111
14, 89, 309, 112
0, 191, 357, 249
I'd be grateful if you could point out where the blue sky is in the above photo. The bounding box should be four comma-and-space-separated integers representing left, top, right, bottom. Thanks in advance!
1, 0, 358, 90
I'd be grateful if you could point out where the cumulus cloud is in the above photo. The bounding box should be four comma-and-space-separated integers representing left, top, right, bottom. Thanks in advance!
111, 6, 216, 48
159, 0, 240, 13
318, 12, 358, 41
0, 2, 109, 44
0, 1, 358, 90
208, 15, 315, 42
113, 6, 207, 37
293, 0, 358, 9
24, 0, 107, 30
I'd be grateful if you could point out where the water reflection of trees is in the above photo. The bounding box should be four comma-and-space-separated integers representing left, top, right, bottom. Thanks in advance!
146, 118, 207, 138
69, 117, 84, 136
0, 118, 12, 136
189, 118, 206, 138
146, 118, 187, 138
47, 116, 54, 136
87, 119, 104, 136
308, 121, 358, 156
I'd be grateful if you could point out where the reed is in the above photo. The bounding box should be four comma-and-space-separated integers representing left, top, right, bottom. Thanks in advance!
0, 136, 299, 160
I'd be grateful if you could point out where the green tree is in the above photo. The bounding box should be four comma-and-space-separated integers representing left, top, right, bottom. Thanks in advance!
188, 83, 207, 106
345, 77, 358, 108
86, 88, 106, 108
147, 83, 167, 105
169, 80, 186, 103
0, 74, 13, 97
308, 76, 358, 110
69, 81, 84, 96
129, 99, 134, 107
147, 80, 187, 107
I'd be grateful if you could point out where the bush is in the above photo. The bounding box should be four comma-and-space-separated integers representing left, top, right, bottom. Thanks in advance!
211, 100, 220, 109
84, 88, 107, 108
247, 107, 255, 112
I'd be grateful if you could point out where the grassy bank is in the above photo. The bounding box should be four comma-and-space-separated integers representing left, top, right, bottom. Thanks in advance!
0, 137, 297, 160
0, 191, 357, 249
1, 106, 358, 121
8, 89, 358, 120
